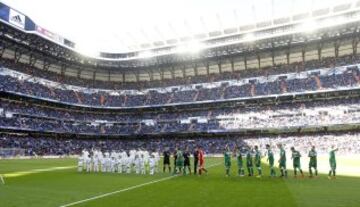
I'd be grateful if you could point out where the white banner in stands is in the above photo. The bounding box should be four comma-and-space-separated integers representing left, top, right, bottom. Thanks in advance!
8, 8, 25, 29
36, 25, 65, 44
180, 119, 191, 124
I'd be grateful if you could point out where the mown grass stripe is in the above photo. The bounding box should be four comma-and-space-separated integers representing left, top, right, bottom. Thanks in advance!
59, 162, 222, 207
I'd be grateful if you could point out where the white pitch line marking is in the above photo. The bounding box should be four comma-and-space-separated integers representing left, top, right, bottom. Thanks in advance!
3, 166, 76, 178
59, 162, 222, 207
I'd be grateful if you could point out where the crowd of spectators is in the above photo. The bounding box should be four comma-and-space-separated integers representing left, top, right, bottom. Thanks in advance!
1, 132, 359, 157
1, 97, 360, 135
0, 135, 246, 156
244, 133, 360, 156
218, 99, 360, 130
0, 55, 360, 108
0, 53, 360, 107
1, 55, 358, 90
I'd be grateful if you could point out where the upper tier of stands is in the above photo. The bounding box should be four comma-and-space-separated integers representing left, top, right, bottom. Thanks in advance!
0, 55, 348, 90
1, 54, 360, 108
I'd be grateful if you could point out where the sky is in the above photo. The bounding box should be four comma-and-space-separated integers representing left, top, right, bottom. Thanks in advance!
1, 0, 353, 54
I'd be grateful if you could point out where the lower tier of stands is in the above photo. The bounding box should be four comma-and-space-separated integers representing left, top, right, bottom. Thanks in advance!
1, 96, 360, 136
1, 132, 359, 156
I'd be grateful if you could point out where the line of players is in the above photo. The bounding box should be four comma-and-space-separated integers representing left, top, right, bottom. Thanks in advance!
224, 144, 338, 179
78, 149, 161, 175
77, 144, 338, 179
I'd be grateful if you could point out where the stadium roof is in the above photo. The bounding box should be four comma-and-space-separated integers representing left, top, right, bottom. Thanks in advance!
1, 0, 355, 56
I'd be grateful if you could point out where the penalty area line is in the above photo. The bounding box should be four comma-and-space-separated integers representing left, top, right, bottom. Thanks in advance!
59, 162, 222, 207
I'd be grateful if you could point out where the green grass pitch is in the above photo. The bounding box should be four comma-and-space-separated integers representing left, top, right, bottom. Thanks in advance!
0, 157, 360, 207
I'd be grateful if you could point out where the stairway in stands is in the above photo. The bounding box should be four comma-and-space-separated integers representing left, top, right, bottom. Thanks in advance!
49, 87, 56, 98
207, 110, 212, 119
167, 93, 174, 104
144, 93, 151, 105
314, 75, 322, 89
220, 86, 226, 99
135, 124, 142, 134
280, 80, 287, 93
161, 124, 168, 133
193, 91, 200, 101
188, 123, 195, 132
250, 83, 256, 96
352, 71, 360, 84
123, 95, 127, 107
74, 91, 83, 104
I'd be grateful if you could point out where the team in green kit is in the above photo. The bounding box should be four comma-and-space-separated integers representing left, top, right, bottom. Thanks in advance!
278, 144, 288, 177
223, 144, 338, 179
246, 148, 254, 176
224, 145, 232, 176
266, 144, 276, 177
328, 145, 338, 180
175, 148, 184, 174
254, 146, 262, 177
290, 147, 304, 178
236, 147, 245, 176
308, 146, 318, 177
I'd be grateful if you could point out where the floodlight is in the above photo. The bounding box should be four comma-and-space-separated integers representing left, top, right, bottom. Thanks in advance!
176, 45, 187, 53
176, 41, 204, 54
298, 20, 318, 33
243, 33, 256, 42
321, 16, 347, 28
186, 41, 204, 53
75, 43, 100, 57
139, 50, 153, 58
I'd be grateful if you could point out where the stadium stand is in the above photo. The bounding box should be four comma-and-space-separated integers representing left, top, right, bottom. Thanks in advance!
1, 1, 360, 157
1, 132, 360, 156
1, 56, 360, 107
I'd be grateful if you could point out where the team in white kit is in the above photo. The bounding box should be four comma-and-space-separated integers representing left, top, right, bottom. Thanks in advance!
78, 149, 161, 175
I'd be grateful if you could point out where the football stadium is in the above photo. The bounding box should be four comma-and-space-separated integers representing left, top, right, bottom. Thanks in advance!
1, 0, 360, 206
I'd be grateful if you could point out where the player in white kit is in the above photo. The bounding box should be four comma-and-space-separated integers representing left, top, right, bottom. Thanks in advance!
116, 155, 122, 173
82, 150, 89, 171
77, 155, 84, 172
106, 153, 112, 172
93, 154, 100, 172
140, 154, 146, 175
152, 151, 160, 173
85, 155, 92, 172
101, 153, 107, 173
126, 155, 132, 174
149, 155, 156, 175
110, 157, 117, 173
134, 155, 141, 174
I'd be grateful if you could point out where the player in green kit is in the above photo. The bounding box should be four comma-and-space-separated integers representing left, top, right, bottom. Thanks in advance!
266, 144, 276, 177
236, 147, 245, 176
246, 148, 254, 176
254, 146, 262, 178
291, 147, 304, 178
277, 144, 288, 177
308, 146, 318, 178
328, 145, 338, 180
224, 145, 232, 177
175, 148, 184, 175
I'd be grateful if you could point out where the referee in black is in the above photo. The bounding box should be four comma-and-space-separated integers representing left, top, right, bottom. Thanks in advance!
193, 146, 199, 175
183, 146, 191, 175
163, 148, 171, 173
